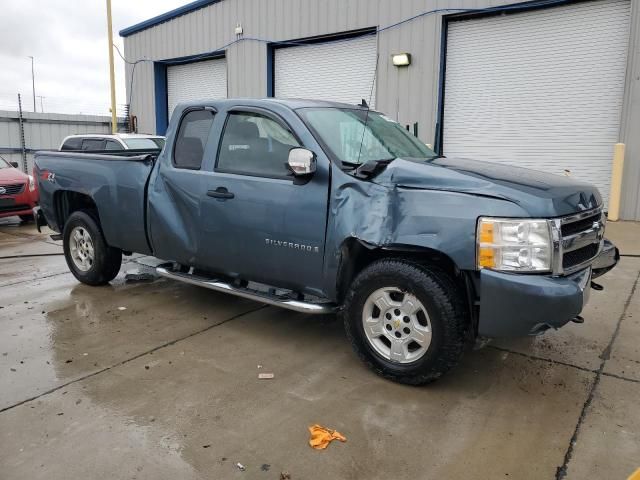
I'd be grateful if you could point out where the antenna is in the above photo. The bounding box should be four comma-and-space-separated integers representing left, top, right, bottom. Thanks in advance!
356, 51, 379, 165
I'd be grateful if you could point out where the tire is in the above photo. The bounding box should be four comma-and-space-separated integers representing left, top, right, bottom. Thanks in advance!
342, 259, 468, 385
19, 214, 33, 222
62, 210, 122, 286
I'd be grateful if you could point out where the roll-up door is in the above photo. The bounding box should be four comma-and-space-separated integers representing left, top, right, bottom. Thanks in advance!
443, 0, 631, 204
275, 34, 377, 107
167, 58, 227, 117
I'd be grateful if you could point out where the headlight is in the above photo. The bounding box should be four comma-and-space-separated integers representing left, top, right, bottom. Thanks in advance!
477, 217, 552, 272
28, 175, 36, 192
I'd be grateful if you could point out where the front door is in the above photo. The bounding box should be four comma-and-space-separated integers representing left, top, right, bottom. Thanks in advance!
198, 108, 329, 295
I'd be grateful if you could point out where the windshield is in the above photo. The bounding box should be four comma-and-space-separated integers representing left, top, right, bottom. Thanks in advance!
122, 138, 162, 149
298, 108, 437, 166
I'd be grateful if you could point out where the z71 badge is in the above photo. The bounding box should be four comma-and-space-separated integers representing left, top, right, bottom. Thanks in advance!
40, 171, 55, 182
265, 238, 319, 253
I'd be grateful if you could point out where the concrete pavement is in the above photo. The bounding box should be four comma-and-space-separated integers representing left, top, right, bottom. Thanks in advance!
0, 217, 638, 479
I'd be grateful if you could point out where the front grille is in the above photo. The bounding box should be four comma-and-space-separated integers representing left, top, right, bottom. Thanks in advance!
561, 213, 600, 237
558, 208, 603, 273
0, 203, 29, 213
0, 183, 25, 195
563, 243, 599, 269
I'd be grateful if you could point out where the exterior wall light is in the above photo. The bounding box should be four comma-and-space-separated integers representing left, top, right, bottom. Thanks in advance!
392, 53, 411, 67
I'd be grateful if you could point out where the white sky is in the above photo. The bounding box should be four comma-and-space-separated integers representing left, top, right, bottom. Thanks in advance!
0, 0, 187, 116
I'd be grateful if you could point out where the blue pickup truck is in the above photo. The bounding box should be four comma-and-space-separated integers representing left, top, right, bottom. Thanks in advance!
34, 98, 618, 384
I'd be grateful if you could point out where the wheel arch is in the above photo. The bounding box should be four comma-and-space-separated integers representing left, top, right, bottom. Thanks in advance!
335, 237, 478, 333
336, 238, 458, 299
53, 190, 100, 231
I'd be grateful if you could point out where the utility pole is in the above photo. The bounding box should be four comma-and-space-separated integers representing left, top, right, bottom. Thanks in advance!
106, 0, 117, 133
28, 56, 36, 112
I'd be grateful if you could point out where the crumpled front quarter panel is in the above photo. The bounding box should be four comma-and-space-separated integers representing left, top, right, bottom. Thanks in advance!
323, 167, 529, 299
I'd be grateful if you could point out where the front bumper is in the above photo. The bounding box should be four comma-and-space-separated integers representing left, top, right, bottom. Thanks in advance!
592, 239, 619, 279
476, 238, 619, 337
0, 187, 39, 218
478, 268, 591, 337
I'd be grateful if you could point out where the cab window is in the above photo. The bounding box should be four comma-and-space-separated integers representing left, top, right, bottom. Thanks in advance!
61, 138, 82, 151
216, 112, 299, 177
105, 140, 123, 150
173, 109, 215, 170
81, 138, 105, 150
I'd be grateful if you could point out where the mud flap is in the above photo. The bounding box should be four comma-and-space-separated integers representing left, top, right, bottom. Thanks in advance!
33, 206, 47, 233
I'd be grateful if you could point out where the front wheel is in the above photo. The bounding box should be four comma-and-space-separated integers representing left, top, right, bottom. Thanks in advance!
63, 211, 122, 286
342, 260, 468, 385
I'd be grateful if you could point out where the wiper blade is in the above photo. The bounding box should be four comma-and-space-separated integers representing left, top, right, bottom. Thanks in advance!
354, 158, 395, 179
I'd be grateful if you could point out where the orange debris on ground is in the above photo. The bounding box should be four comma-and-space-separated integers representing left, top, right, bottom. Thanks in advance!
308, 424, 347, 450
628, 468, 640, 480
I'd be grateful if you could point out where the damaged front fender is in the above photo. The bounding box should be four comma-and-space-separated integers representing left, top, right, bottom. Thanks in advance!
322, 167, 530, 300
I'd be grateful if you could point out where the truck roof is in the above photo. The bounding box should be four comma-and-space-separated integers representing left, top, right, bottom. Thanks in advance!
63, 133, 164, 139
176, 98, 373, 111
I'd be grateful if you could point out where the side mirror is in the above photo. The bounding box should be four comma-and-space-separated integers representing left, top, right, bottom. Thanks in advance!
10, 161, 19, 168
287, 148, 316, 177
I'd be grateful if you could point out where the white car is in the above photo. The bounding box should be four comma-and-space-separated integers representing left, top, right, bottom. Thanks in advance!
59, 133, 165, 152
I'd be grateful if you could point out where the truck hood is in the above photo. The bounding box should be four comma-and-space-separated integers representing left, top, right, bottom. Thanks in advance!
371, 157, 602, 217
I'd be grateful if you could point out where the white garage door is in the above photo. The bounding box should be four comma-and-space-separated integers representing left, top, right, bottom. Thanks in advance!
443, 0, 630, 205
167, 58, 227, 117
275, 35, 377, 107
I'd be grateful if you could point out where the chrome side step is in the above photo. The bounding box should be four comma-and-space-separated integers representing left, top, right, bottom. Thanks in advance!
156, 265, 338, 314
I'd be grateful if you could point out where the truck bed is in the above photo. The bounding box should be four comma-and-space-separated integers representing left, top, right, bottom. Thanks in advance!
34, 150, 155, 255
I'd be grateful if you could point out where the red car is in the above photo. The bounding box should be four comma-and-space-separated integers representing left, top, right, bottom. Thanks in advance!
0, 158, 39, 221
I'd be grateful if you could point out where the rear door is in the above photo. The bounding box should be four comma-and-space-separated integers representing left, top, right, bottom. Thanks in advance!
147, 107, 217, 265
198, 107, 329, 294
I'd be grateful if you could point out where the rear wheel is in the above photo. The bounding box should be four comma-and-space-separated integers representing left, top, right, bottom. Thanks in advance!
63, 211, 122, 286
343, 259, 468, 385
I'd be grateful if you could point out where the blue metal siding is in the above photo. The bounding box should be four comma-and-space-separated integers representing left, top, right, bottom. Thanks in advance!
153, 62, 168, 135
266, 45, 275, 97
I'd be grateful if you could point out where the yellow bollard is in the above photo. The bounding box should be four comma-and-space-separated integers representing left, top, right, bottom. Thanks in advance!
608, 143, 625, 222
